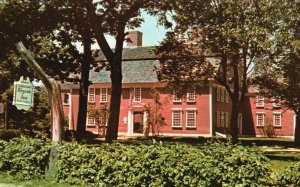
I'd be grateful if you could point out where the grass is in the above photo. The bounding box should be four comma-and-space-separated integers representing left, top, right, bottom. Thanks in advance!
266, 153, 300, 175
0, 172, 79, 187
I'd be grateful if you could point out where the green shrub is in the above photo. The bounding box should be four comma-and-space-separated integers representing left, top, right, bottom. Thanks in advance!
0, 129, 23, 140
277, 162, 300, 185
55, 140, 272, 186
0, 137, 51, 180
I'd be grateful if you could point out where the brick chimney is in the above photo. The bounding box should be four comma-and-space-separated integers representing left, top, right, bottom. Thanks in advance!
126, 31, 143, 47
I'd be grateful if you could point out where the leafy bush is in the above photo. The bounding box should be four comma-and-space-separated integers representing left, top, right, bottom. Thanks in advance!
55, 140, 272, 186
0, 129, 23, 140
277, 162, 300, 185
0, 137, 51, 180
0, 137, 273, 186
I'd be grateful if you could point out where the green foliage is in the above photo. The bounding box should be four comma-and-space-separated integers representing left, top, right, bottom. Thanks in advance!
0, 137, 51, 180
278, 162, 300, 186
0, 129, 23, 140
144, 87, 167, 137
54, 140, 272, 186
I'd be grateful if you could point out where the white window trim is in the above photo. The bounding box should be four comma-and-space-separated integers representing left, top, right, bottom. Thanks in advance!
256, 95, 264, 108
186, 110, 197, 128
273, 112, 282, 127
99, 111, 108, 127
216, 87, 220, 102
63, 93, 70, 105
221, 89, 225, 102
134, 87, 141, 103
217, 111, 220, 127
225, 112, 230, 127
187, 87, 196, 102
173, 91, 182, 102
225, 90, 229, 103
221, 111, 225, 127
172, 110, 182, 128
86, 117, 95, 127
256, 112, 265, 126
88, 88, 95, 103
100, 88, 108, 103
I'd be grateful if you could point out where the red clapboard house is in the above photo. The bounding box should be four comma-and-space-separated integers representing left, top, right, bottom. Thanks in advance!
240, 87, 295, 138
61, 31, 295, 138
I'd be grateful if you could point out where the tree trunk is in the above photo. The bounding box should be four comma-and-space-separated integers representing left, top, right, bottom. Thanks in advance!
229, 56, 240, 144
294, 113, 300, 147
105, 61, 122, 142
230, 99, 239, 144
16, 42, 64, 142
76, 29, 92, 140
49, 81, 64, 142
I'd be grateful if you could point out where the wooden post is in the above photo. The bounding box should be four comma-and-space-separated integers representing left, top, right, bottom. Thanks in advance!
16, 42, 64, 142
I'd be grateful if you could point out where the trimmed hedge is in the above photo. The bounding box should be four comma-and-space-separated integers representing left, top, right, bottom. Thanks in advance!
54, 140, 272, 186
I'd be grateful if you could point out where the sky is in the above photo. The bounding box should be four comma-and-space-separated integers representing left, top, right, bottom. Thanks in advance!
92, 12, 170, 49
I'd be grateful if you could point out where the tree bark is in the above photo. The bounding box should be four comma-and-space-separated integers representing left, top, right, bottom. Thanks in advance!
16, 42, 64, 142
294, 112, 300, 147
76, 30, 92, 140
229, 56, 240, 144
105, 61, 122, 142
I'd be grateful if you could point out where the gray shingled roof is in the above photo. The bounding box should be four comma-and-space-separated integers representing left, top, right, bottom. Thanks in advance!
90, 46, 159, 83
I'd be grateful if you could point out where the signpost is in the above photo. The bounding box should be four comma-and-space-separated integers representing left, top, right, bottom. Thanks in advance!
13, 76, 35, 111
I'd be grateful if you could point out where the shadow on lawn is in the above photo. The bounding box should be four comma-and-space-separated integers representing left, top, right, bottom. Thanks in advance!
240, 138, 295, 148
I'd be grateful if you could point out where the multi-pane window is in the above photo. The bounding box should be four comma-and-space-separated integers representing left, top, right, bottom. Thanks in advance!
88, 88, 95, 103
63, 93, 70, 105
172, 110, 182, 127
134, 87, 141, 102
173, 91, 182, 102
86, 117, 95, 127
186, 110, 196, 127
256, 95, 264, 107
187, 87, 196, 102
273, 113, 281, 127
100, 88, 108, 103
221, 112, 225, 127
221, 89, 225, 102
256, 113, 265, 126
225, 90, 229, 103
99, 111, 107, 126
225, 112, 230, 127
216, 111, 220, 127
216, 87, 220, 102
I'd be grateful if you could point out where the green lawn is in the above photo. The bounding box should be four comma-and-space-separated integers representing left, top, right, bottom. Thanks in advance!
0, 172, 79, 187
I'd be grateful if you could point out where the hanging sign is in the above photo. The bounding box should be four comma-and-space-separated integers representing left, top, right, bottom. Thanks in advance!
13, 76, 35, 111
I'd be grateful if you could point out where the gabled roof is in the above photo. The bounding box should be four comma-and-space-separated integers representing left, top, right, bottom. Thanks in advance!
90, 46, 159, 83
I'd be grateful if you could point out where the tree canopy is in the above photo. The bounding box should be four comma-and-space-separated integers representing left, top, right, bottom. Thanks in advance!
156, 0, 281, 143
